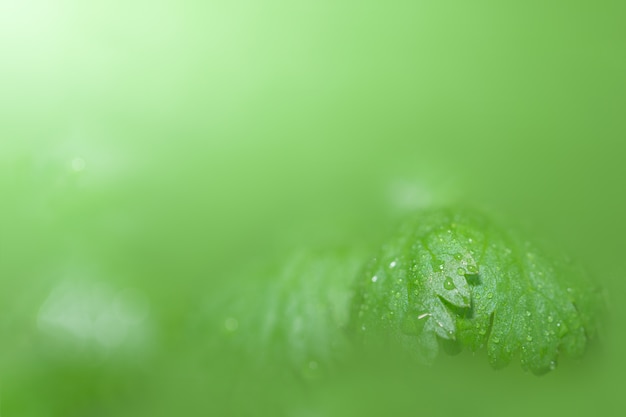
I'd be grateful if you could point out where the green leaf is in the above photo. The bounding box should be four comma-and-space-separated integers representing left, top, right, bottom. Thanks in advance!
211, 248, 365, 377
350, 208, 601, 374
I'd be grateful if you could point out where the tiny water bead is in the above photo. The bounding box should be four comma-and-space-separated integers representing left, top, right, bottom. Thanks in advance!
454, 253, 463, 261
432, 260, 445, 271
456, 267, 465, 276
443, 277, 456, 290
371, 275, 378, 283
467, 264, 478, 274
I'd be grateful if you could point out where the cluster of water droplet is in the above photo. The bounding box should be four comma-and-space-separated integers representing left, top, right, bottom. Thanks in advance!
350, 208, 596, 374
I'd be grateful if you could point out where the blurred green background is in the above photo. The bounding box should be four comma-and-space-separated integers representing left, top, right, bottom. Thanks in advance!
1, 0, 624, 416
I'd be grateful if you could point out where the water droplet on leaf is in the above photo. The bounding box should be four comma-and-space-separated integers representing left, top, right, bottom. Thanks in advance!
444, 277, 456, 290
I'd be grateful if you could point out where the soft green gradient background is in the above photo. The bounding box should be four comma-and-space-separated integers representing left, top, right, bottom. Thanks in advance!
1, 1, 624, 416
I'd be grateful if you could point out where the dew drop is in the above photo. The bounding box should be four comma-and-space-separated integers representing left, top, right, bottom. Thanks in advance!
432, 260, 445, 271
454, 253, 463, 261
389, 260, 397, 268
547, 315, 553, 323
525, 311, 532, 317
526, 335, 533, 342
371, 275, 378, 283
492, 336, 500, 344
487, 292, 493, 299
443, 277, 456, 290
456, 267, 465, 276
549, 361, 557, 371
467, 265, 478, 274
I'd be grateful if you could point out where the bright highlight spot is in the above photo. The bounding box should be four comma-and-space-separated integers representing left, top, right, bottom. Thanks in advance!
71, 157, 86, 172
224, 317, 239, 332
38, 280, 150, 351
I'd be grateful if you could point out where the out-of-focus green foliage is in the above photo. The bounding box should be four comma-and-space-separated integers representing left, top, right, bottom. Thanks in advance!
1, 1, 624, 416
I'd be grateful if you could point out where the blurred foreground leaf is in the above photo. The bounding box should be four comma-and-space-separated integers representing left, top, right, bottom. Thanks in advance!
207, 248, 365, 377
